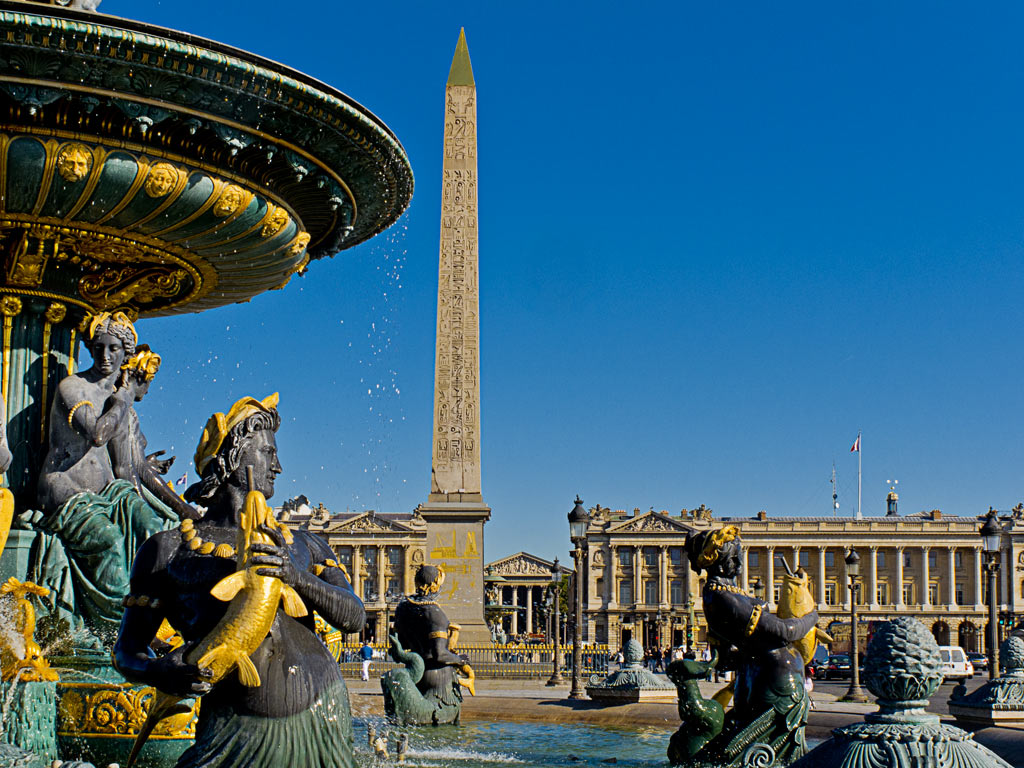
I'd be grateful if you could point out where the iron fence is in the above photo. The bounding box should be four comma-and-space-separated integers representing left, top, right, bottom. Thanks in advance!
326, 637, 610, 679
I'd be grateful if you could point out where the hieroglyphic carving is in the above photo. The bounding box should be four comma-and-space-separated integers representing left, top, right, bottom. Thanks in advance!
432, 71, 480, 497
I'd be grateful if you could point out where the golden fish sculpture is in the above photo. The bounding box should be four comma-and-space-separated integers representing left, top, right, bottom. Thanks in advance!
777, 559, 833, 665
0, 577, 59, 683
126, 473, 307, 768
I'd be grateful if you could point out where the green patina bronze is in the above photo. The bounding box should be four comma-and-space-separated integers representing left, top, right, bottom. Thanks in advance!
790, 617, 1013, 768
0, 680, 56, 763
949, 632, 1024, 727
382, 633, 463, 726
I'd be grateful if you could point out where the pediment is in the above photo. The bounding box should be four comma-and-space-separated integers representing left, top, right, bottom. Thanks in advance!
327, 512, 412, 534
489, 552, 561, 577
607, 512, 692, 534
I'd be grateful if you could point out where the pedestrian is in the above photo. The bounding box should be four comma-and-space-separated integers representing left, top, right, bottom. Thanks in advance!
359, 639, 374, 681
804, 671, 815, 710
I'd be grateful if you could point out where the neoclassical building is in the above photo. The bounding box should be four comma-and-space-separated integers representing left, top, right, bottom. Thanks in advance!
485, 552, 572, 639
579, 503, 1024, 654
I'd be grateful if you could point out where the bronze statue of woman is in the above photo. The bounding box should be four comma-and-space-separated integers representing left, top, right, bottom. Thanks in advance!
114, 394, 365, 768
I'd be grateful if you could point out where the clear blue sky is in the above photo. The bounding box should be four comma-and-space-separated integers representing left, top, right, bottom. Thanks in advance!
107, 1, 1024, 564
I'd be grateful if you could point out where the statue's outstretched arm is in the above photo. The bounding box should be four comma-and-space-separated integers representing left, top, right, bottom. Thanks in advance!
113, 536, 213, 698
250, 529, 364, 633
752, 607, 818, 643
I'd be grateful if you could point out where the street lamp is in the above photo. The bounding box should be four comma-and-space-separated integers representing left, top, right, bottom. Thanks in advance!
567, 495, 589, 700
840, 548, 869, 702
980, 507, 1002, 679
546, 557, 564, 686
751, 577, 764, 601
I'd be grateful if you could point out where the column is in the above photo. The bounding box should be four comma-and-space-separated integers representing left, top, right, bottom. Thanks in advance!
974, 548, 983, 608
869, 546, 878, 609
632, 547, 641, 607
604, 549, 615, 608
740, 547, 749, 593
817, 546, 826, 606
511, 586, 519, 635
352, 545, 362, 599
659, 546, 669, 607
403, 546, 414, 595
896, 546, 905, 608
922, 546, 931, 608
766, 546, 776, 608
525, 586, 533, 635
377, 546, 386, 600
948, 548, 957, 607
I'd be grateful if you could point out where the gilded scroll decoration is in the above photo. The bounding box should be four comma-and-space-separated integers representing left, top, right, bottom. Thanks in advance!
79, 265, 189, 310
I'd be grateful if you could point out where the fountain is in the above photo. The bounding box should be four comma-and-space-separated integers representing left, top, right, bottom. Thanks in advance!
0, 0, 411, 763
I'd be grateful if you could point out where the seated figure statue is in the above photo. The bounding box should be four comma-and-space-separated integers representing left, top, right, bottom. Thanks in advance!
383, 565, 475, 725
33, 312, 188, 641
667, 526, 819, 767
114, 393, 366, 768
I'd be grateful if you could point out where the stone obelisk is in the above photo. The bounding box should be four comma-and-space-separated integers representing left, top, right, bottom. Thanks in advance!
414, 28, 491, 643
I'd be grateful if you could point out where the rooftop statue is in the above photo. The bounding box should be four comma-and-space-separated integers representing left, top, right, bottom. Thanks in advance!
30, 313, 190, 643
383, 565, 475, 725
114, 393, 366, 768
668, 526, 819, 767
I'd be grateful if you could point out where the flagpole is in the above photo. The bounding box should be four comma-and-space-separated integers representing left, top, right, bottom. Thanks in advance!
857, 431, 862, 521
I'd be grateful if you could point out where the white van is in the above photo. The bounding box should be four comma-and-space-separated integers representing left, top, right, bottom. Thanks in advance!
938, 646, 974, 681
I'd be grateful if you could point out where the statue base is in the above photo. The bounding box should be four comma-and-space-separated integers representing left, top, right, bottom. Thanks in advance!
415, 500, 490, 644
0, 680, 57, 763
54, 652, 197, 768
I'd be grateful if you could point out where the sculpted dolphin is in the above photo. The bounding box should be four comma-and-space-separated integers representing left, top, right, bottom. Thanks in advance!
777, 559, 833, 665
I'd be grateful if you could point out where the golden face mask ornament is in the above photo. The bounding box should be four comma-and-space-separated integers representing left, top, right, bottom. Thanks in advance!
697, 525, 741, 570
121, 345, 161, 383
194, 393, 280, 476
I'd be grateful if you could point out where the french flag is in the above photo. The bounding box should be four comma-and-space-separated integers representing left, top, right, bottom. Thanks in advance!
175, 474, 188, 486
850, 435, 860, 453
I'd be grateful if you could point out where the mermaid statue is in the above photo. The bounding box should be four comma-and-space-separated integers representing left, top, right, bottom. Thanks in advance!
114, 393, 366, 767
667, 526, 820, 767
29, 312, 193, 644
382, 565, 475, 725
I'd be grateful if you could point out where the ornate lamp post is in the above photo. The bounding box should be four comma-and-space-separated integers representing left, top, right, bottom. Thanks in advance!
567, 495, 589, 700
980, 508, 1002, 679
546, 557, 564, 686
840, 548, 869, 702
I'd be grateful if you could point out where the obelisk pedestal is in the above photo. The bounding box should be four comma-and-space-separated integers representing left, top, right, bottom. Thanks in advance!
415, 28, 491, 644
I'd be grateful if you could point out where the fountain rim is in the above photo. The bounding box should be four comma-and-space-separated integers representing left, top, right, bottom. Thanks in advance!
0, 0, 408, 155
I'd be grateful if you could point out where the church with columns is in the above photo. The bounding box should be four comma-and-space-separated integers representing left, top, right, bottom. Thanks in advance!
578, 503, 1024, 654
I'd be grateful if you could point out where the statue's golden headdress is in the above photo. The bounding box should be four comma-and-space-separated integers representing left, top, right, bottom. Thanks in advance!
194, 393, 279, 475
121, 345, 161, 383
697, 525, 740, 569
86, 311, 137, 347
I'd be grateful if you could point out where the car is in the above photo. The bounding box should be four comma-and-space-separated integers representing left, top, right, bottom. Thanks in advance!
938, 645, 974, 682
817, 654, 852, 680
966, 651, 988, 673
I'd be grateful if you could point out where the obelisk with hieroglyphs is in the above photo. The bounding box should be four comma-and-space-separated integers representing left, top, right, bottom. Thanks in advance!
414, 28, 491, 643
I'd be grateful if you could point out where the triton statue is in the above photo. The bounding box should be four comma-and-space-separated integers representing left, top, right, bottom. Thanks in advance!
31, 313, 189, 642
382, 565, 475, 725
113, 394, 365, 768
667, 526, 820, 767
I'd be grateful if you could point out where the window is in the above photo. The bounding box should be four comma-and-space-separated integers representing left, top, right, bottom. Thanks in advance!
876, 581, 889, 605
955, 582, 965, 605
336, 546, 353, 570
644, 580, 657, 605
903, 551, 912, 568
903, 582, 915, 605
824, 582, 837, 605
363, 581, 375, 601
670, 548, 682, 566
749, 551, 759, 569
388, 547, 402, 567
955, 550, 963, 568
644, 548, 658, 567
365, 547, 377, 566
773, 583, 782, 604
388, 578, 401, 596
928, 551, 937, 569
928, 582, 940, 605
825, 551, 834, 568
618, 549, 631, 567
877, 552, 886, 569
670, 580, 684, 605
619, 581, 633, 605
798, 551, 809, 568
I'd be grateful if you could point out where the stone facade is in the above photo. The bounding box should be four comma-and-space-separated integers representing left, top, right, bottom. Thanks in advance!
486, 552, 572, 639
578, 505, 1024, 654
